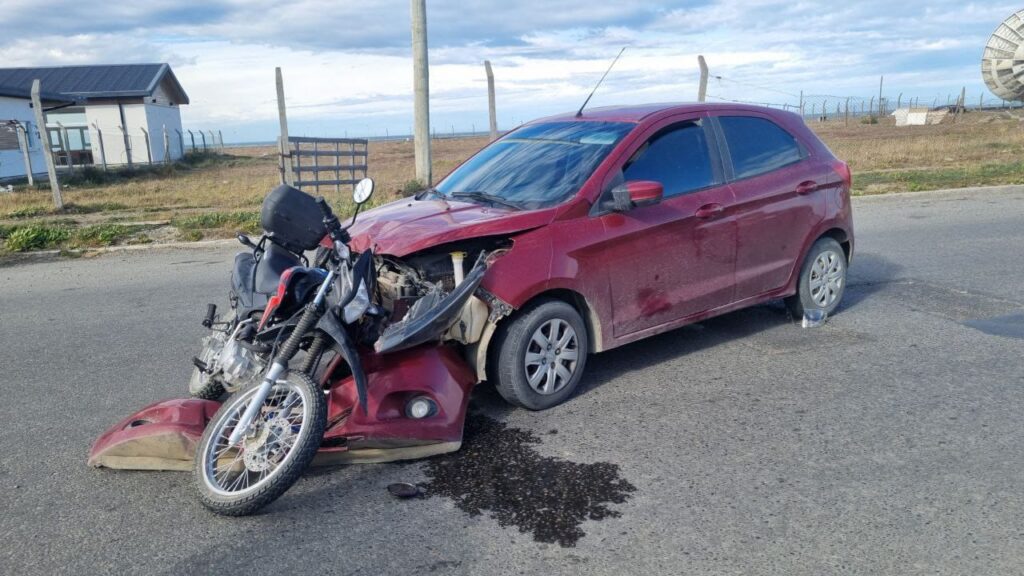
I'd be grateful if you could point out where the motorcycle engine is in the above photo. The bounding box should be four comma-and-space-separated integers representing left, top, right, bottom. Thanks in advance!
217, 337, 264, 392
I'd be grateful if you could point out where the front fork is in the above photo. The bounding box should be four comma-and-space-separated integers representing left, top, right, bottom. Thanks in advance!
227, 268, 337, 446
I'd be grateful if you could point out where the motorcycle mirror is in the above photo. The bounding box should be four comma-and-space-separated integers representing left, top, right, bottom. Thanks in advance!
237, 233, 258, 249
353, 178, 374, 205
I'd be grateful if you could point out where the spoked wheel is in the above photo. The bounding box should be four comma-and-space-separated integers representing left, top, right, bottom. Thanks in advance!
193, 371, 326, 516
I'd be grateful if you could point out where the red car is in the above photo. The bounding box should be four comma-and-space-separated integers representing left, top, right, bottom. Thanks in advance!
349, 102, 854, 410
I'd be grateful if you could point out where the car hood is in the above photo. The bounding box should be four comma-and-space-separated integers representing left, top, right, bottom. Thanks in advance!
347, 198, 553, 257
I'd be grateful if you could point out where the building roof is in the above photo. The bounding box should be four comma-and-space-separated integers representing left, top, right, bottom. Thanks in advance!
0, 63, 189, 105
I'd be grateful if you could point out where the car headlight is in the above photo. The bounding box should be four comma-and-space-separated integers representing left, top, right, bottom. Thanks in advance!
343, 278, 371, 324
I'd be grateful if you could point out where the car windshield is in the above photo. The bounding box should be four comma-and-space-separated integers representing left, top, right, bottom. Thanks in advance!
435, 121, 634, 210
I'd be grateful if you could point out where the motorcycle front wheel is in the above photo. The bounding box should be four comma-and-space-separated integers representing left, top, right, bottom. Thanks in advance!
193, 370, 326, 516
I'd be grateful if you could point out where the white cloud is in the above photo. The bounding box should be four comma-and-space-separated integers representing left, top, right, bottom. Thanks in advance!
0, 0, 1014, 141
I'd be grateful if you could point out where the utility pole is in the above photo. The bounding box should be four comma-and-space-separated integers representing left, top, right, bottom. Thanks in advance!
484, 60, 498, 140
31, 80, 63, 210
411, 0, 432, 186
276, 67, 294, 186
697, 55, 709, 102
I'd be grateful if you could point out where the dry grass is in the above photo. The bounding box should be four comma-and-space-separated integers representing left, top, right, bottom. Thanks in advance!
1, 111, 1021, 251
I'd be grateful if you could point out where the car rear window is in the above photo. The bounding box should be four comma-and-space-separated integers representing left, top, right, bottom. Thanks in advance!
622, 120, 717, 197
718, 116, 804, 180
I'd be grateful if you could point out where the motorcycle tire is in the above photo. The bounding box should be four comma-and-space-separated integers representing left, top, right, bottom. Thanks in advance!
193, 370, 327, 516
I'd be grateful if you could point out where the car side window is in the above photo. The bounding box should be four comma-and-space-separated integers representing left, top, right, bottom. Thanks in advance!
718, 116, 804, 180
621, 120, 717, 198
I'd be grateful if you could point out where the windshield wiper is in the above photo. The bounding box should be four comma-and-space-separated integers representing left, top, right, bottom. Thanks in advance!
414, 187, 440, 200
449, 191, 524, 211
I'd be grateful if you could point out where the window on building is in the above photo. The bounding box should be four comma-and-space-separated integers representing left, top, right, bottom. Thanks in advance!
0, 121, 21, 151
718, 116, 804, 180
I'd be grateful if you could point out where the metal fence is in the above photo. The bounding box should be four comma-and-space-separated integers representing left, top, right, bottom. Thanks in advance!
279, 136, 368, 194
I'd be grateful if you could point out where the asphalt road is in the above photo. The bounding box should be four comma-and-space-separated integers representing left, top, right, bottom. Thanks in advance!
2, 186, 1023, 575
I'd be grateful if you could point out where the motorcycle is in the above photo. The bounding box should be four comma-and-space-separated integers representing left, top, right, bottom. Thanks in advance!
187, 183, 335, 401
90, 180, 492, 515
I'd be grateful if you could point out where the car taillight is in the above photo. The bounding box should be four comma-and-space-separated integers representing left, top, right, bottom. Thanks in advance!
833, 160, 852, 190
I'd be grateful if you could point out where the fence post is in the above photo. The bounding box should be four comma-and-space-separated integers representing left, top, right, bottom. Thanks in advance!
30, 80, 63, 209
175, 129, 184, 158
199, 130, 207, 152
15, 122, 34, 186
276, 67, 295, 186
187, 129, 195, 152
697, 55, 709, 102
822, 99, 827, 121
118, 124, 133, 169
140, 127, 153, 165
411, 0, 432, 186
868, 97, 874, 118
218, 130, 225, 153
91, 123, 107, 170
799, 90, 804, 116
484, 60, 498, 140
844, 98, 850, 126
162, 124, 171, 164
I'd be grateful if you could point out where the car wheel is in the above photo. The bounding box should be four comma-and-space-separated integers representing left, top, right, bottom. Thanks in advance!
785, 237, 847, 318
492, 299, 589, 411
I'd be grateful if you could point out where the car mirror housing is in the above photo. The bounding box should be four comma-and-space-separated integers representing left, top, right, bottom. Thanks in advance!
611, 180, 664, 211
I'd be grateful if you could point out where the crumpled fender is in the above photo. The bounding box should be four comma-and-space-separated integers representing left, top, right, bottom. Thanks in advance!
87, 398, 220, 470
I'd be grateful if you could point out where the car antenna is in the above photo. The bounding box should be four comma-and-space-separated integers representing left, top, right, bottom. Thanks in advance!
576, 46, 627, 118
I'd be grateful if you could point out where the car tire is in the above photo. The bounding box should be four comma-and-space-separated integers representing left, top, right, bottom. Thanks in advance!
785, 237, 848, 318
491, 298, 589, 411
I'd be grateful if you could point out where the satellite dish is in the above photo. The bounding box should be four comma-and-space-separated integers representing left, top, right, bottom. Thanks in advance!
982, 10, 1024, 102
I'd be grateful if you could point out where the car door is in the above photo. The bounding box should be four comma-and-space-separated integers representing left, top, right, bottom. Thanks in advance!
710, 113, 826, 301
595, 115, 736, 338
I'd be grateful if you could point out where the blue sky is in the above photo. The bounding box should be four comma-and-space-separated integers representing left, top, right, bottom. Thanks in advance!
1, 1, 1016, 143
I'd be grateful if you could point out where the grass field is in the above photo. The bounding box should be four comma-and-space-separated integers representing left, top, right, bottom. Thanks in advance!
1, 109, 1022, 253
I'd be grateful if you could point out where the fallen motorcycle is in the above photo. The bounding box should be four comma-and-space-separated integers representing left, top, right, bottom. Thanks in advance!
90, 179, 491, 515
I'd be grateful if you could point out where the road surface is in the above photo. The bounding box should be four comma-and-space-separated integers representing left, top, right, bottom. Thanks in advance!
1, 186, 1022, 575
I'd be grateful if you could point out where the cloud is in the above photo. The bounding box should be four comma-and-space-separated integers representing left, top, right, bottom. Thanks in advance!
0, 0, 1015, 141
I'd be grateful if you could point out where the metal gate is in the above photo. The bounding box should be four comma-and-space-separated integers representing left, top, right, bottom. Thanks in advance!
279, 136, 368, 194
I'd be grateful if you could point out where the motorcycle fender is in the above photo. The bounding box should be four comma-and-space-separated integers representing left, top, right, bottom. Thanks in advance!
316, 311, 369, 413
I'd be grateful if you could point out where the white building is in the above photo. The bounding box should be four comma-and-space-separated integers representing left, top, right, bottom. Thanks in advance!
0, 85, 69, 180
0, 63, 190, 179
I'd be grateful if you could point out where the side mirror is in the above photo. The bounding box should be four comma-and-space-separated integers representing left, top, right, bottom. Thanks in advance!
353, 178, 375, 205
611, 180, 663, 212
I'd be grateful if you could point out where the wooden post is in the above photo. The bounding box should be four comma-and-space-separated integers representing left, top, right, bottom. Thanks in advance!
697, 55, 709, 102
484, 60, 498, 140
31, 80, 63, 209
15, 122, 34, 186
411, 0, 432, 186
140, 127, 153, 165
92, 123, 107, 170
276, 67, 295, 186
162, 124, 171, 164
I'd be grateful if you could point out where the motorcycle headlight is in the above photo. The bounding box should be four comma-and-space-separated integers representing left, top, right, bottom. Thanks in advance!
343, 279, 371, 324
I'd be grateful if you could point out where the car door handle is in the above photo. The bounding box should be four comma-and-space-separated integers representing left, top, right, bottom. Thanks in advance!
695, 203, 724, 219
796, 181, 818, 195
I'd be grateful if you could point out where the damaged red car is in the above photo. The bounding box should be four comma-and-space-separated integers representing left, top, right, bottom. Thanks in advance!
90, 103, 853, 515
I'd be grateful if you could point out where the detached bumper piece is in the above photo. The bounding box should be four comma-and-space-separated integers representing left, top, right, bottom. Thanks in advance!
88, 346, 476, 471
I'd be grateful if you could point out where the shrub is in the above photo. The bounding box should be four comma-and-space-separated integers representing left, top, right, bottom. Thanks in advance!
4, 225, 71, 251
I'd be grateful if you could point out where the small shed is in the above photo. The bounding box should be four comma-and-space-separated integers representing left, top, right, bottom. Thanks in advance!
0, 63, 190, 174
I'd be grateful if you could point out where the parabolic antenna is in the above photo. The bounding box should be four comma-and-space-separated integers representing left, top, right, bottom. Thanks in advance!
982, 10, 1024, 102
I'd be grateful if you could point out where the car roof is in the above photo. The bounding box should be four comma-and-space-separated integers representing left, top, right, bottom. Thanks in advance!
532, 102, 791, 124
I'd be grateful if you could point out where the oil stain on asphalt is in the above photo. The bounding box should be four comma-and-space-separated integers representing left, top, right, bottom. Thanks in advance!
420, 413, 636, 547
